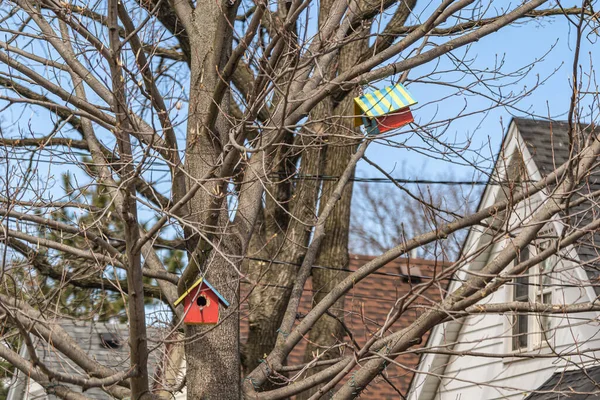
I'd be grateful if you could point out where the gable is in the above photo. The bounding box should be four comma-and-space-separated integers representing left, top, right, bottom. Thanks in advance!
408, 123, 529, 400
409, 118, 600, 400
174, 277, 230, 308
515, 118, 600, 296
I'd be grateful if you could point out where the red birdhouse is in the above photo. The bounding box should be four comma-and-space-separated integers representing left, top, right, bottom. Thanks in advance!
173, 278, 230, 325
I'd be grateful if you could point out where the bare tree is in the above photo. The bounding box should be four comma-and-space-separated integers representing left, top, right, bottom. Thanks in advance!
0, 1, 597, 400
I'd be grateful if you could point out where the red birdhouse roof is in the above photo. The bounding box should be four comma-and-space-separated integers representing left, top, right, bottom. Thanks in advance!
173, 278, 230, 308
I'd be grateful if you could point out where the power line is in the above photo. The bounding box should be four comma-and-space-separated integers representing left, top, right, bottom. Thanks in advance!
283, 174, 496, 185
246, 256, 427, 280
1, 154, 498, 185
4, 220, 594, 291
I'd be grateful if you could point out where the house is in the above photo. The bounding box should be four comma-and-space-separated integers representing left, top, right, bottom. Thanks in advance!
6, 255, 448, 400
6, 320, 167, 400
408, 118, 600, 400
288, 255, 449, 398
170, 254, 449, 399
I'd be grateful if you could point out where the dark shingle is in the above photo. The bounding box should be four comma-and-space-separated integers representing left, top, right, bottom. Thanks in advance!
514, 118, 600, 295
7, 320, 165, 400
524, 365, 600, 399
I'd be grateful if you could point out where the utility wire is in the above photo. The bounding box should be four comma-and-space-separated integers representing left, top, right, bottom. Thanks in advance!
2, 154, 506, 185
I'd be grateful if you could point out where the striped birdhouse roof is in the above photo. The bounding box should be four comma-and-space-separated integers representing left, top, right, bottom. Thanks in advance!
353, 82, 417, 127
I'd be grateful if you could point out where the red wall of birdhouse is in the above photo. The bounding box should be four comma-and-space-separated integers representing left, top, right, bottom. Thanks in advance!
182, 284, 220, 325
376, 108, 414, 133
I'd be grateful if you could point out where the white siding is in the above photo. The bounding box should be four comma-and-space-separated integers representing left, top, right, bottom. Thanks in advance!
410, 122, 600, 400
435, 239, 600, 399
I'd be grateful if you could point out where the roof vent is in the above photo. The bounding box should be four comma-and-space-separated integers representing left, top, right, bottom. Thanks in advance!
99, 332, 122, 349
400, 264, 423, 284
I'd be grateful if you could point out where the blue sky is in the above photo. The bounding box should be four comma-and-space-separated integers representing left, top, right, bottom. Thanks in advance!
1, 3, 598, 207
0, 1, 596, 317
358, 4, 599, 183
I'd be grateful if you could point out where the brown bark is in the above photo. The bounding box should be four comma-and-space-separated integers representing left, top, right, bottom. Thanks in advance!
296, 0, 414, 391
297, 135, 354, 399
182, 2, 241, 399
296, 37, 366, 400
244, 116, 328, 374
106, 2, 152, 398
244, 0, 406, 392
243, 1, 323, 378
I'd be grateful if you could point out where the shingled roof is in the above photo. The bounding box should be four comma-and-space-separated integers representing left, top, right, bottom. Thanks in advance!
514, 118, 600, 295
241, 254, 450, 398
6, 320, 166, 400
524, 365, 600, 399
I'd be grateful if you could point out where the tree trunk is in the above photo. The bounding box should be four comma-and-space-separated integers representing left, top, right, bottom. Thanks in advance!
297, 14, 372, 395
244, 118, 327, 374
297, 95, 359, 400
183, 2, 241, 398
106, 3, 152, 398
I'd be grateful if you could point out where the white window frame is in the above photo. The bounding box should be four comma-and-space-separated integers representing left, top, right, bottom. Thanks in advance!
532, 247, 554, 349
510, 246, 531, 352
505, 243, 555, 353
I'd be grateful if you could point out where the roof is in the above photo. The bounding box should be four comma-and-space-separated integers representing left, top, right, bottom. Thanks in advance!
240, 254, 450, 398
514, 118, 579, 176
173, 277, 230, 307
6, 320, 165, 400
513, 118, 600, 295
524, 365, 600, 399
407, 118, 600, 400
353, 82, 417, 126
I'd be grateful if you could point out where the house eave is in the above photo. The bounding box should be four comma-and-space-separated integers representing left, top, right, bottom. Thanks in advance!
408, 119, 526, 400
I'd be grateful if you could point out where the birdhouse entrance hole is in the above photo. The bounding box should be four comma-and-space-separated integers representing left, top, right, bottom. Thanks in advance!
197, 295, 208, 308
174, 278, 230, 325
